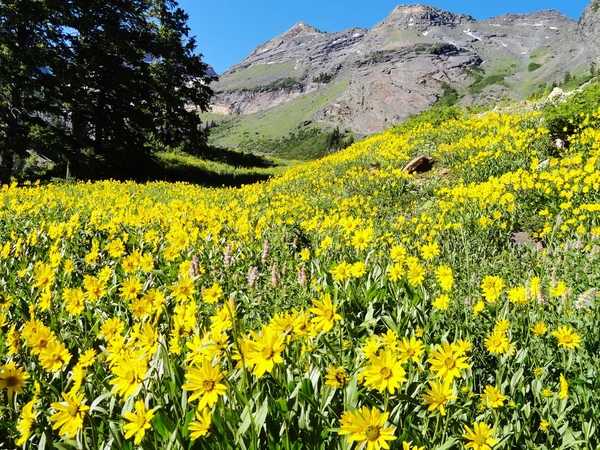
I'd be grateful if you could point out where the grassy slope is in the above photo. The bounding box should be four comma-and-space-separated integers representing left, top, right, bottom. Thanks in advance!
205, 78, 349, 148
213, 62, 309, 92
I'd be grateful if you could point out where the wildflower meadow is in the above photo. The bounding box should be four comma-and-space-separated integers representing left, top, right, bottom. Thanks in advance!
2, 94, 600, 449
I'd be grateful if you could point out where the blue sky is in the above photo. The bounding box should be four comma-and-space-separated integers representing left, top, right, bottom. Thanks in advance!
179, 0, 591, 74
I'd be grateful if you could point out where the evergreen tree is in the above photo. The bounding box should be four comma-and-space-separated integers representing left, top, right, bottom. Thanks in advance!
149, 0, 215, 154
0, 0, 214, 181
0, 0, 65, 183
58, 0, 159, 178
327, 127, 341, 152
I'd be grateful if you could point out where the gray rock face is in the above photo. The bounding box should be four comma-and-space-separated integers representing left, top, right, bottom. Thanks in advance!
579, 0, 600, 66
209, 1, 600, 137
204, 65, 218, 78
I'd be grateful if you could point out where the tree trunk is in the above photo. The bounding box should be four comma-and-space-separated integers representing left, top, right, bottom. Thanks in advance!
0, 149, 14, 185
94, 95, 104, 157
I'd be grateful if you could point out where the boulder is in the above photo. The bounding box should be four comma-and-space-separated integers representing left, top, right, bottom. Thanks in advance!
510, 231, 545, 251
548, 87, 565, 101
536, 159, 550, 170
403, 156, 435, 174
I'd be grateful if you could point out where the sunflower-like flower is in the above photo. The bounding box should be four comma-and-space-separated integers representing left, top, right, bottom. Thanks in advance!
325, 365, 348, 389
188, 408, 212, 440
481, 385, 506, 408
0, 362, 29, 400
182, 358, 227, 409
338, 406, 396, 450
421, 378, 456, 415
558, 373, 569, 400
309, 293, 341, 333
398, 336, 425, 364
109, 351, 148, 398
243, 325, 286, 378
552, 326, 581, 349
49, 392, 90, 438
484, 331, 511, 355
362, 350, 406, 394
462, 422, 498, 450
428, 342, 470, 381
123, 400, 156, 445
39, 339, 72, 373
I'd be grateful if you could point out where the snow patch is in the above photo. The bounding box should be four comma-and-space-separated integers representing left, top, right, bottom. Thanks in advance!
549, 26, 559, 30
463, 29, 482, 41
330, 38, 347, 45
502, 43, 508, 48
491, 23, 501, 27
423, 30, 430, 36
353, 33, 362, 38
408, 23, 414, 26
520, 23, 544, 27
520, 51, 528, 55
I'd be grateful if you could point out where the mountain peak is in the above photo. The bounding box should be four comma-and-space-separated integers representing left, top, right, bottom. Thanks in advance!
283, 21, 323, 37
377, 4, 475, 31
391, 4, 435, 14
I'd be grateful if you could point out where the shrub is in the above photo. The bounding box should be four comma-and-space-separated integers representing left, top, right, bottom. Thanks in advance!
468, 74, 507, 94
313, 72, 333, 84
543, 82, 600, 141
392, 104, 463, 134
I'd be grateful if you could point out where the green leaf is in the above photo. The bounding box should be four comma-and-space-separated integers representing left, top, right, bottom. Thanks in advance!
434, 437, 457, 450
237, 403, 252, 437
253, 397, 269, 432
153, 412, 168, 439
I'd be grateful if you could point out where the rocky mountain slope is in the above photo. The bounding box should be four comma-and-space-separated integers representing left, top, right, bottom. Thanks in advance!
206, 2, 600, 143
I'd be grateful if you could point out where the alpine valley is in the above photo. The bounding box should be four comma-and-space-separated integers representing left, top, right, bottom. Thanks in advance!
204, 1, 600, 148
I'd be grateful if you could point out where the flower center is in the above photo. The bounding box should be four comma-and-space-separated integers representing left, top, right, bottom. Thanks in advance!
474, 434, 487, 445
444, 357, 456, 369
262, 347, 274, 360
434, 392, 447, 403
365, 425, 380, 441
202, 380, 215, 391
68, 403, 80, 417
379, 367, 392, 379
5, 375, 18, 388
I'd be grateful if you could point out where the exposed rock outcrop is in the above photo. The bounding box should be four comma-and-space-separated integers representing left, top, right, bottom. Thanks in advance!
208, 1, 600, 138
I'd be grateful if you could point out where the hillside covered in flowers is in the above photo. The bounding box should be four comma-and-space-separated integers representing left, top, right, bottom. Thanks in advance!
1, 86, 600, 450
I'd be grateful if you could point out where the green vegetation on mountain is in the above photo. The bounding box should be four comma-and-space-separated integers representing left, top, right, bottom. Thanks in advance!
206, 79, 350, 148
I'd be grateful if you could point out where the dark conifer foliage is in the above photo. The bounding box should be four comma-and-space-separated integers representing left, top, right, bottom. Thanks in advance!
0, 0, 67, 183
0, 0, 214, 181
